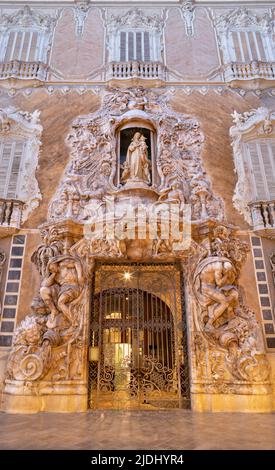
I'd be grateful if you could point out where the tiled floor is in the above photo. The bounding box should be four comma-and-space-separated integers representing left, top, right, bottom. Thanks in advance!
0, 410, 275, 450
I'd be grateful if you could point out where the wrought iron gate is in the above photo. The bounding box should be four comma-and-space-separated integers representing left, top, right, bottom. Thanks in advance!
88, 264, 190, 410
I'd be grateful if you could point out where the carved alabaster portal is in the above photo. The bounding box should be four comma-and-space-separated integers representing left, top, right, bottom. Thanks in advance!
2, 88, 272, 413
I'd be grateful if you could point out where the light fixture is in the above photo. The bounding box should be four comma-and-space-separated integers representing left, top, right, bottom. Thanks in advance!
124, 272, 131, 280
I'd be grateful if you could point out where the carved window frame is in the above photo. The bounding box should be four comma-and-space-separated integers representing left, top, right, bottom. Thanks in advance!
112, 28, 160, 62
230, 108, 275, 224
0, 108, 43, 223
105, 9, 165, 64
0, 6, 56, 65
214, 8, 274, 65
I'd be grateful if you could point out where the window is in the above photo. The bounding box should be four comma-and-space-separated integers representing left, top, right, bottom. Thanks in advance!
2, 30, 43, 63
214, 8, 274, 65
230, 107, 275, 230
0, 6, 56, 65
0, 107, 42, 223
0, 139, 25, 199
119, 30, 152, 62
245, 139, 275, 201
106, 9, 163, 64
228, 30, 274, 63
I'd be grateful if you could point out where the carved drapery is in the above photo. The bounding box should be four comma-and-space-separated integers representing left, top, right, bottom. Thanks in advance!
73, 1, 90, 37
180, 1, 195, 38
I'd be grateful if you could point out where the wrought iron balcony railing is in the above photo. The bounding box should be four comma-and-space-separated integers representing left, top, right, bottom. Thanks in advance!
224, 61, 275, 89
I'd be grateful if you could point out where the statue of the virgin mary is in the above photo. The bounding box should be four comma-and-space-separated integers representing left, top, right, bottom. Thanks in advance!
121, 132, 151, 185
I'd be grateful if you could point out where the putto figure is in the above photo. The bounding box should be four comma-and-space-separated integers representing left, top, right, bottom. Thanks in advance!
121, 132, 151, 185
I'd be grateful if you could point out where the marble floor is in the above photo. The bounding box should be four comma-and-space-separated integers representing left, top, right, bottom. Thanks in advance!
0, 410, 275, 450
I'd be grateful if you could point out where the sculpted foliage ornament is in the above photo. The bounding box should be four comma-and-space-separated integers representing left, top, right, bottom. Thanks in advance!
213, 7, 273, 33
0, 5, 57, 31
106, 8, 165, 33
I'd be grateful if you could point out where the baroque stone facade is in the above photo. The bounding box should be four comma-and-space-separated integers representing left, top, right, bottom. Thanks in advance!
0, 1, 274, 414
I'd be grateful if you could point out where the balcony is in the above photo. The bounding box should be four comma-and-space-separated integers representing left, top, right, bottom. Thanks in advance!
0, 60, 48, 89
107, 61, 166, 87
0, 199, 24, 238
224, 61, 275, 90
249, 200, 275, 238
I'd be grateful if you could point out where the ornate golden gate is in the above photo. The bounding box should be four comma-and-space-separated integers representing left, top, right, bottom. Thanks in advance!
88, 264, 190, 410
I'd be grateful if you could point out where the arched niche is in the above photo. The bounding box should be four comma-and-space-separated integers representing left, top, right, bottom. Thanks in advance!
115, 119, 159, 187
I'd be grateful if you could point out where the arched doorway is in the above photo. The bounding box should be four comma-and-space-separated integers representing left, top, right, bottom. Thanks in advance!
88, 264, 190, 410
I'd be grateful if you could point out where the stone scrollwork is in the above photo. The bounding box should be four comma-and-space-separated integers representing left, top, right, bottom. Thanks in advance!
6, 296, 51, 382
0, 5, 57, 31
192, 225, 271, 387
105, 8, 165, 33
213, 7, 272, 33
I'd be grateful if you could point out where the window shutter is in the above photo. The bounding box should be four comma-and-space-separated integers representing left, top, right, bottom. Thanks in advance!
7, 141, 24, 199
136, 32, 142, 60
128, 32, 134, 60
3, 29, 42, 62
0, 140, 24, 199
263, 141, 275, 199
120, 31, 126, 61
247, 140, 275, 201
231, 31, 242, 62
0, 142, 13, 198
247, 142, 267, 199
144, 31, 150, 61
256, 31, 267, 61
119, 30, 153, 62
4, 32, 15, 62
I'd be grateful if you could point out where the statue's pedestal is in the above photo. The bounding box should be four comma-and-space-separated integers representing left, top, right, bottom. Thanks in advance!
113, 184, 159, 206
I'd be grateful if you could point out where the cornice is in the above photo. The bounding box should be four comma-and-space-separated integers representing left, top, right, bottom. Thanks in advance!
0, 1, 273, 5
